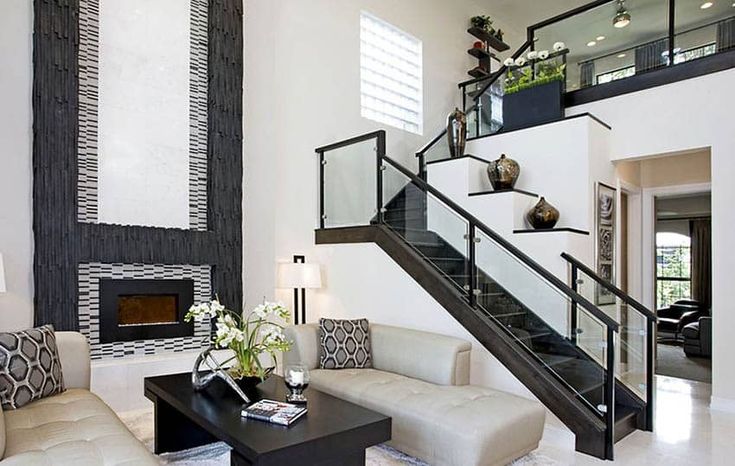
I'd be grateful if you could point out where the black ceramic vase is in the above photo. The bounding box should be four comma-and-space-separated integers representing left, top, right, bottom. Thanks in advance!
526, 197, 560, 229
446, 107, 467, 158
486, 153, 520, 190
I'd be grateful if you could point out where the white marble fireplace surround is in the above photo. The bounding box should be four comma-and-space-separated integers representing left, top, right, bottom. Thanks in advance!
78, 262, 211, 360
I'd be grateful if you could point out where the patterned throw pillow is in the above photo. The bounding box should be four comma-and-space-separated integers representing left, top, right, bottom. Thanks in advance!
319, 318, 372, 369
0, 325, 65, 410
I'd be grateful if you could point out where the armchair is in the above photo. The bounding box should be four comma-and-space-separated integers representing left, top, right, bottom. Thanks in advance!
657, 300, 705, 340
683, 316, 712, 358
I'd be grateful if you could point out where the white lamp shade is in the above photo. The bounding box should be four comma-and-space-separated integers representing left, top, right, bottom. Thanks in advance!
0, 253, 6, 293
277, 263, 322, 289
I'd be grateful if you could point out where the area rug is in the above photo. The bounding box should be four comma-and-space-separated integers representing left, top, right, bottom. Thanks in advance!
120, 408, 558, 465
656, 342, 711, 383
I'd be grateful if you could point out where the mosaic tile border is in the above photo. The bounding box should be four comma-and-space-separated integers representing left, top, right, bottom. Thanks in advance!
78, 262, 212, 360
77, 0, 209, 230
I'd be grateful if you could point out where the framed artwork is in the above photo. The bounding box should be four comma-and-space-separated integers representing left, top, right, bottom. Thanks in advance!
595, 182, 616, 305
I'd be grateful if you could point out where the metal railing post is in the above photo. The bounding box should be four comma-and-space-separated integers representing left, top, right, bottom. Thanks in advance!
318, 151, 325, 229
605, 326, 616, 460
571, 264, 579, 343
468, 223, 477, 308
376, 132, 386, 224
646, 318, 655, 431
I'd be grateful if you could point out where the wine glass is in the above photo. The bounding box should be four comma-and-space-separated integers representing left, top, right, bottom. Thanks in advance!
284, 364, 310, 404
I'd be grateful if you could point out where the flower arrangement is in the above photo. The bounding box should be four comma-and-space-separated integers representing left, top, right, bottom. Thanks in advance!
185, 299, 292, 380
503, 47, 567, 95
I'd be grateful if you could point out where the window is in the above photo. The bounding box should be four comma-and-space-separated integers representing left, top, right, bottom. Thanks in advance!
360, 11, 423, 134
673, 43, 716, 65
597, 65, 636, 84
656, 232, 691, 308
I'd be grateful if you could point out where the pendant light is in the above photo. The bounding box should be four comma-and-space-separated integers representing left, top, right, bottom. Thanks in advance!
613, 0, 631, 28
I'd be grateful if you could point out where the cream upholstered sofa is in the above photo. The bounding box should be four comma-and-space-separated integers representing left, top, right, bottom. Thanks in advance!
0, 332, 157, 465
284, 323, 546, 466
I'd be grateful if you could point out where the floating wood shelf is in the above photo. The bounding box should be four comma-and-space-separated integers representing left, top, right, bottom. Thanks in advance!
468, 188, 539, 198
513, 227, 590, 235
468, 67, 491, 79
467, 27, 510, 52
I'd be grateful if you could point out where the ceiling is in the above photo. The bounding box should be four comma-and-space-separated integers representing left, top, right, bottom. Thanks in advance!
656, 193, 712, 219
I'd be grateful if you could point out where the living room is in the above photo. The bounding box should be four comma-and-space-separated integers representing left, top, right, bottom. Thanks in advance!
2, 0, 735, 465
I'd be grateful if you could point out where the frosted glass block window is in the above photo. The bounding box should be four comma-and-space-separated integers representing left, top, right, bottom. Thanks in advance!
360, 11, 423, 135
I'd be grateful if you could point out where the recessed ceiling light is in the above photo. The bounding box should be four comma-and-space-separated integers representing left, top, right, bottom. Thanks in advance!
596, 35, 606, 41
587, 40, 597, 47
700, 2, 713, 9
617, 53, 626, 58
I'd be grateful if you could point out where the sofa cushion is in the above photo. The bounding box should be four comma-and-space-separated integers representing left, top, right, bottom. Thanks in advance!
0, 325, 64, 410
682, 322, 700, 339
1, 388, 157, 465
310, 368, 545, 466
318, 318, 372, 369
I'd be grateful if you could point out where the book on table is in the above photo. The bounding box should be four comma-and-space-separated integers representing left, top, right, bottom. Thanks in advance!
241, 399, 307, 426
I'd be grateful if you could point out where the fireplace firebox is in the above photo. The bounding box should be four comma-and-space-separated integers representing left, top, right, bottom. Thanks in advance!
99, 279, 195, 343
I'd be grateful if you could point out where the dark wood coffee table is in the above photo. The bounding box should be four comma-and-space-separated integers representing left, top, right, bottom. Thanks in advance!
144, 372, 391, 466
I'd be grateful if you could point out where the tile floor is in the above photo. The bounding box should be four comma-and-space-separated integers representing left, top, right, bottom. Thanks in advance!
538, 375, 733, 465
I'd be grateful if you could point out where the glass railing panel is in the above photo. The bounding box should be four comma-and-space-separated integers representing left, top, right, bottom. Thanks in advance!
421, 133, 451, 165
321, 138, 377, 228
381, 163, 471, 296
576, 267, 648, 401
675, 4, 733, 63
533, 0, 670, 91
474, 228, 609, 412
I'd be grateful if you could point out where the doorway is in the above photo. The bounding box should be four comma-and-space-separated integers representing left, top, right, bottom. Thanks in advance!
654, 193, 711, 383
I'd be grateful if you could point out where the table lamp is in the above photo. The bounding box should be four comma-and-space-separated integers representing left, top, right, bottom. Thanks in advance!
277, 256, 322, 325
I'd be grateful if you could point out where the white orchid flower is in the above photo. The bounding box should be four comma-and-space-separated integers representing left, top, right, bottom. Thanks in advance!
553, 41, 565, 52
515, 57, 527, 67
527, 51, 538, 60
539, 50, 549, 60
503, 57, 515, 67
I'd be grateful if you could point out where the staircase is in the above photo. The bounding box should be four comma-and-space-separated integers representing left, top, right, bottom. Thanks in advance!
314, 130, 656, 460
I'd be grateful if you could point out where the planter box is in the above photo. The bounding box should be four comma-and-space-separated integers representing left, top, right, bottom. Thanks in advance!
502, 80, 564, 131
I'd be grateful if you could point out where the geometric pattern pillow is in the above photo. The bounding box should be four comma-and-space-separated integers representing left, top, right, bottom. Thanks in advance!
319, 318, 372, 369
0, 325, 65, 410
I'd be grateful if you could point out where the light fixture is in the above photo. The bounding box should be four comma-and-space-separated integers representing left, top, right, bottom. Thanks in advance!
277, 256, 322, 325
0, 253, 6, 294
613, 0, 631, 28
617, 53, 627, 58
596, 35, 606, 41
700, 2, 714, 9
587, 40, 597, 47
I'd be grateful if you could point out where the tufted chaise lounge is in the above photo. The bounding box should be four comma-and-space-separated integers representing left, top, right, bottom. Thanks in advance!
0, 332, 157, 465
284, 323, 546, 466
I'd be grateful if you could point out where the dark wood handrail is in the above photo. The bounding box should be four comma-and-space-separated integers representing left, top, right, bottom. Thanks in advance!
381, 155, 619, 331
561, 253, 657, 322
314, 130, 385, 154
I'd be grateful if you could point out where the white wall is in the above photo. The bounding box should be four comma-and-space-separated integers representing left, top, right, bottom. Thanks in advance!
0, 0, 34, 331
312, 242, 534, 399
244, 0, 521, 305
567, 68, 735, 406
97, 0, 192, 228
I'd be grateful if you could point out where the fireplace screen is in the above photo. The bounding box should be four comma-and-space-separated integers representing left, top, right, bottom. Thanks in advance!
99, 279, 194, 343
118, 295, 178, 326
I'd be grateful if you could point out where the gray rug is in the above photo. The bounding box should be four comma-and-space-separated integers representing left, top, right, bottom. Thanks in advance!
119, 408, 558, 465
656, 342, 711, 383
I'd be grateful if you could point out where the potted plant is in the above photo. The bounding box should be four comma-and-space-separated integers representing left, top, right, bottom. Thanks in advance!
185, 299, 292, 389
470, 16, 504, 42
502, 43, 567, 131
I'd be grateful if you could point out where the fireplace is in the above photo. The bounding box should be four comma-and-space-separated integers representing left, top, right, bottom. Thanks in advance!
99, 279, 195, 343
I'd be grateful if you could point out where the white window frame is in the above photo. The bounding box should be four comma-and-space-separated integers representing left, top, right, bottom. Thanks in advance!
360, 11, 423, 135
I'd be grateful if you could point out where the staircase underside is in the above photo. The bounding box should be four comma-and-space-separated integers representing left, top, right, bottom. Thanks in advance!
315, 224, 614, 458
